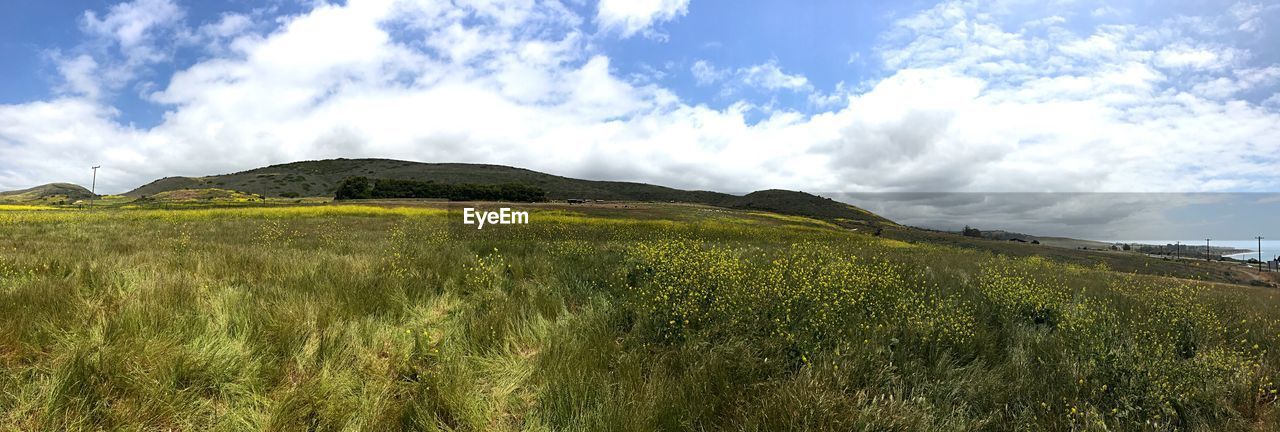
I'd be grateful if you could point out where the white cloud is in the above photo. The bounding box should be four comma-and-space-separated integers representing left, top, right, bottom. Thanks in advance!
1155, 44, 1237, 70
1091, 6, 1126, 18
739, 60, 811, 91
691, 59, 810, 92
1265, 93, 1280, 108
204, 13, 251, 39
808, 81, 850, 108
81, 0, 184, 64
596, 0, 690, 39
690, 60, 726, 85
1023, 15, 1066, 29
1, 0, 1279, 204
45, 0, 187, 102
53, 54, 102, 98
1191, 66, 1280, 99
1229, 2, 1275, 33
1058, 32, 1122, 60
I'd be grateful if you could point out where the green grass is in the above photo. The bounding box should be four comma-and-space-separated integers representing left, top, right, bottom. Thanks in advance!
1, 204, 1279, 430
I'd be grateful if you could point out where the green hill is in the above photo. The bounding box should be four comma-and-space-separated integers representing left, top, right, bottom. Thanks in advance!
0, 183, 95, 204
125, 158, 893, 226
722, 189, 891, 225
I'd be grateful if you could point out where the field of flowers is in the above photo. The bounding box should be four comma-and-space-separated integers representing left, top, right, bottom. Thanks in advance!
1, 203, 1278, 430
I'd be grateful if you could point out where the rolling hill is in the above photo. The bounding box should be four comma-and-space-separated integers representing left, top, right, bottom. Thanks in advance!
124, 158, 894, 226
0, 183, 95, 204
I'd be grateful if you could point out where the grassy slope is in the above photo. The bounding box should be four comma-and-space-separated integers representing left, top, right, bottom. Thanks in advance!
0, 183, 94, 204
2, 203, 1280, 430
122, 158, 892, 226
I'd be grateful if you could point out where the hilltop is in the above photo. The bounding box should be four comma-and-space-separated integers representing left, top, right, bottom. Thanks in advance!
124, 158, 894, 226
0, 183, 95, 204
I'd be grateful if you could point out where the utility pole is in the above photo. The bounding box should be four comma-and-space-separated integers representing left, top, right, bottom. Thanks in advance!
1175, 241, 1181, 259
90, 166, 101, 207
1259, 236, 1266, 272
1206, 238, 1211, 261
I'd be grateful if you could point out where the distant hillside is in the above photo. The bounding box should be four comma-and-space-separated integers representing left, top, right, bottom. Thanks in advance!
125, 158, 893, 226
723, 190, 888, 223
0, 183, 95, 204
137, 188, 265, 204
979, 229, 1114, 250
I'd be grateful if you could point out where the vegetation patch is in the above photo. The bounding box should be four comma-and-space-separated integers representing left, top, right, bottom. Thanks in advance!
335, 177, 548, 202
138, 188, 265, 203
0, 204, 1276, 429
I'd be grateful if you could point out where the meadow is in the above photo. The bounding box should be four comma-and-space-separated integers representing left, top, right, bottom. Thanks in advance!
1, 203, 1279, 430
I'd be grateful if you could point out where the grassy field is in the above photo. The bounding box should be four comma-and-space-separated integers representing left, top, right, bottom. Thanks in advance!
2, 203, 1279, 430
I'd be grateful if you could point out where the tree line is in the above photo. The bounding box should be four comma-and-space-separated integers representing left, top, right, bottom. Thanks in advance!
334, 177, 547, 202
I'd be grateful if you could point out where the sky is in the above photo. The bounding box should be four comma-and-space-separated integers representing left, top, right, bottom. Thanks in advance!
1, 0, 1278, 237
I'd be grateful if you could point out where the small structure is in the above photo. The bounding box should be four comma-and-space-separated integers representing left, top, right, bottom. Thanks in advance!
566, 198, 586, 204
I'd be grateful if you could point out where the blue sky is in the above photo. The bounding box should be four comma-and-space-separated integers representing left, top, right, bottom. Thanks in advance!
0, 0, 909, 127
1, 0, 1279, 236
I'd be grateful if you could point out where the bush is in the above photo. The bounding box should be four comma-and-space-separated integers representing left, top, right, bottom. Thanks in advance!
334, 176, 373, 200
334, 177, 547, 202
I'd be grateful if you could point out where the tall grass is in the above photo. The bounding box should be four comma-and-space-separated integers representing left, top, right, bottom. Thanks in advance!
1, 205, 1277, 430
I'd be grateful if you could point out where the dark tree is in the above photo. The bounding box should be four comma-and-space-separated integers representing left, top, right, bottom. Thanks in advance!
334, 176, 374, 200
336, 177, 547, 202
962, 225, 982, 238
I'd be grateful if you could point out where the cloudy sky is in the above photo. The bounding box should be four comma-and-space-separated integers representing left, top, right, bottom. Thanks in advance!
1, 0, 1278, 232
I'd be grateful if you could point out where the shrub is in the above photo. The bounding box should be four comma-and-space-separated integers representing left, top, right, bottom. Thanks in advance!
334, 177, 547, 202
334, 176, 374, 200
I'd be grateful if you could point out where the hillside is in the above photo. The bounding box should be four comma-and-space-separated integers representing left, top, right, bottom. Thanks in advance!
0, 183, 95, 204
723, 189, 890, 224
125, 158, 893, 226
978, 229, 1114, 249
135, 188, 265, 204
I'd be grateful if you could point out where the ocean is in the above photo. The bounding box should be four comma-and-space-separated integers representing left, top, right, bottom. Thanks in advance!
1111, 239, 1280, 262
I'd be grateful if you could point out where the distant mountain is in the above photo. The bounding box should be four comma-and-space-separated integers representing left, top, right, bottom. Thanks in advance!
724, 189, 888, 223
0, 183, 95, 204
125, 158, 893, 226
